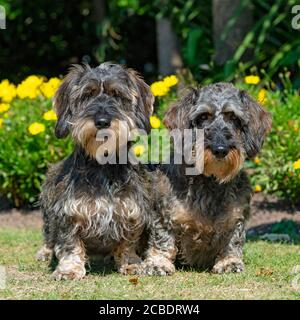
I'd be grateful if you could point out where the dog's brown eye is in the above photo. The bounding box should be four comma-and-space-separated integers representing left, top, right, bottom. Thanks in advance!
225, 112, 238, 121
193, 113, 212, 127
230, 113, 237, 121
82, 86, 100, 99
199, 113, 211, 121
226, 112, 241, 127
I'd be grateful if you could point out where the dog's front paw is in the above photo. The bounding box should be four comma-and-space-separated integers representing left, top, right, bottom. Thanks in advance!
119, 263, 142, 275
142, 260, 175, 276
52, 263, 86, 280
36, 245, 53, 262
130, 258, 175, 276
212, 256, 244, 274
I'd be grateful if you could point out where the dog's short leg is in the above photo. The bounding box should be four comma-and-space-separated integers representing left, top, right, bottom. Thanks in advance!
52, 233, 86, 281
212, 220, 245, 274
128, 216, 177, 276
114, 240, 142, 275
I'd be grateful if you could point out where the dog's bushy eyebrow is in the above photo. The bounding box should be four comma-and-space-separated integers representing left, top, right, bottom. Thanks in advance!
190, 103, 216, 120
196, 103, 215, 114
79, 79, 101, 97
221, 103, 246, 120
103, 80, 133, 100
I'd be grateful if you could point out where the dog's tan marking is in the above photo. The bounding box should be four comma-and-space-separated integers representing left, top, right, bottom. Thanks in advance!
203, 148, 244, 182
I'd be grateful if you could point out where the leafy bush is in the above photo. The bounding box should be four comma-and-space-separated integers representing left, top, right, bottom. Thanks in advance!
103, 0, 300, 85
245, 73, 300, 199
0, 0, 99, 82
0, 76, 72, 207
1, 0, 299, 87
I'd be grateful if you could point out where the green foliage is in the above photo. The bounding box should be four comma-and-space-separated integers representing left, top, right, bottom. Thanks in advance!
0, 97, 72, 207
248, 88, 300, 199
0, 0, 99, 82
221, 0, 300, 85
1, 0, 299, 87
101, 0, 300, 85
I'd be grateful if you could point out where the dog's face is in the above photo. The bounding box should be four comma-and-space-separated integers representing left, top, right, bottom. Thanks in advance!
164, 82, 272, 182
53, 63, 154, 158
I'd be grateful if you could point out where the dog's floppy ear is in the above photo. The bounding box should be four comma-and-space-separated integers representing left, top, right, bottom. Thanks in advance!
163, 87, 199, 130
128, 68, 154, 132
53, 65, 86, 138
239, 90, 272, 158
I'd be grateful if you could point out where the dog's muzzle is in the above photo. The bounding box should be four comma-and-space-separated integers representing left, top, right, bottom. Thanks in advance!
94, 117, 111, 129
211, 144, 230, 159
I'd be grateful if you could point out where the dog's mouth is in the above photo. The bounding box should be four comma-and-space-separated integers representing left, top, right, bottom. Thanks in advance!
203, 148, 244, 183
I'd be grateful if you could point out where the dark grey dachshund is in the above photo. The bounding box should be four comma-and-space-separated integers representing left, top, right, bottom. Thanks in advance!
36, 63, 156, 280
129, 82, 272, 275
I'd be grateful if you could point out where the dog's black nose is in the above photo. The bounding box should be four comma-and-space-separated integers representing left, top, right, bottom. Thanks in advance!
211, 145, 229, 158
95, 118, 111, 129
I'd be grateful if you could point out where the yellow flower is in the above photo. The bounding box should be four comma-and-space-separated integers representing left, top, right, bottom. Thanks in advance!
133, 144, 145, 157
244, 75, 260, 85
43, 110, 57, 121
0, 118, 3, 128
28, 122, 46, 135
258, 89, 267, 104
293, 159, 300, 170
17, 75, 44, 99
0, 79, 17, 103
254, 185, 262, 192
150, 81, 170, 97
254, 157, 261, 165
163, 75, 178, 88
0, 103, 10, 113
40, 77, 61, 99
150, 116, 161, 129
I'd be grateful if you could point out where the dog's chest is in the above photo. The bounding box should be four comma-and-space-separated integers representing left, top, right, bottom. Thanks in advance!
172, 193, 242, 247
66, 188, 146, 241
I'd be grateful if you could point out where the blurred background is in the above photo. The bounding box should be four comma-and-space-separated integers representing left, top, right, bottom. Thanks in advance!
0, 0, 299, 85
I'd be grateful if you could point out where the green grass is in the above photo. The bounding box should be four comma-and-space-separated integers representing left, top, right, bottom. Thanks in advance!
0, 227, 299, 300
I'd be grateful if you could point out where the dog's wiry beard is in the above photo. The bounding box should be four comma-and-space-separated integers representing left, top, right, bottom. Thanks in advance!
203, 148, 245, 183
72, 119, 133, 159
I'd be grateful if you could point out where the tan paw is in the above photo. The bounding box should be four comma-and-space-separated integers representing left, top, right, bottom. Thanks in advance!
36, 245, 53, 262
52, 263, 86, 281
115, 252, 142, 275
212, 257, 244, 274
134, 258, 175, 276
119, 263, 142, 275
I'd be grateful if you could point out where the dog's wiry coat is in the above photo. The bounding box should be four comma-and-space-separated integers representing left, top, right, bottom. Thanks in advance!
37, 63, 155, 280
130, 82, 271, 275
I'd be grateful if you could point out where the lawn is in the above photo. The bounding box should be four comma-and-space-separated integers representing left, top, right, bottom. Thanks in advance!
0, 227, 299, 300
